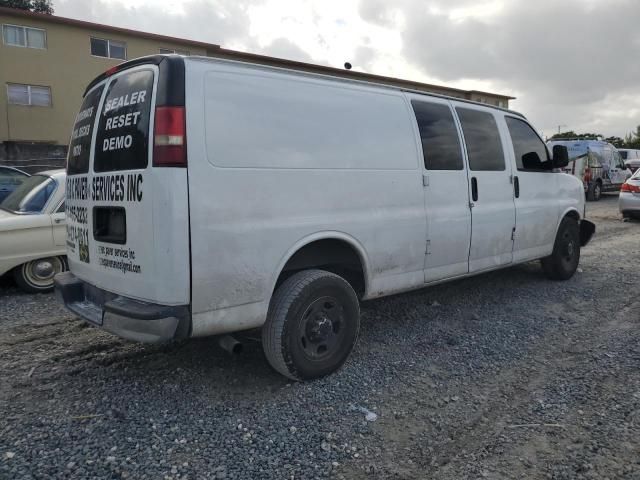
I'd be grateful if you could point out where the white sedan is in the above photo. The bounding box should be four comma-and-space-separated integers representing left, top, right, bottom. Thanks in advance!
620, 168, 640, 220
0, 169, 68, 292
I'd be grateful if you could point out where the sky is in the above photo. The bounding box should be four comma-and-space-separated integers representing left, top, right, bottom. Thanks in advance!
55, 0, 640, 139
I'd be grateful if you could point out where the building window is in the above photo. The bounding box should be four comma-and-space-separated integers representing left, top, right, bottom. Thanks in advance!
90, 37, 127, 59
7, 83, 52, 107
159, 48, 190, 55
2, 24, 46, 49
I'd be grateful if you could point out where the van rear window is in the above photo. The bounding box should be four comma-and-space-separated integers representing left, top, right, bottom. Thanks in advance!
95, 70, 153, 173
68, 85, 104, 175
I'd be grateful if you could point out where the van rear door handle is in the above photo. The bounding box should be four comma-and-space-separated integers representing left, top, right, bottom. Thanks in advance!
514, 176, 520, 198
471, 177, 478, 202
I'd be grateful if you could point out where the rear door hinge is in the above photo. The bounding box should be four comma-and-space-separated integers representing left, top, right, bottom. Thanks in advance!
426, 239, 431, 255
511, 227, 516, 241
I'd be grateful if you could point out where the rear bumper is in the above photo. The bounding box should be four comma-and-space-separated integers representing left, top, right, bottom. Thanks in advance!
55, 271, 191, 343
619, 192, 640, 215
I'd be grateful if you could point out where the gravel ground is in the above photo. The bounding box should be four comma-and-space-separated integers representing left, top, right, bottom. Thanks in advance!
1, 194, 639, 480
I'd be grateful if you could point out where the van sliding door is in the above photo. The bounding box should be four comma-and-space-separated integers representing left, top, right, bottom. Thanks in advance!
454, 104, 516, 273
408, 95, 471, 283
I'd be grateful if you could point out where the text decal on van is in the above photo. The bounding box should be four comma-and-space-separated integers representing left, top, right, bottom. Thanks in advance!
68, 86, 104, 175
95, 70, 154, 173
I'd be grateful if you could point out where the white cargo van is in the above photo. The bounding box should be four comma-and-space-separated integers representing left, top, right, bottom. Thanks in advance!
56, 55, 595, 380
547, 139, 631, 201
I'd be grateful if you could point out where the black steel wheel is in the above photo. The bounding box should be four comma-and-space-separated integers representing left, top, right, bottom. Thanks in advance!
262, 269, 360, 381
541, 217, 581, 280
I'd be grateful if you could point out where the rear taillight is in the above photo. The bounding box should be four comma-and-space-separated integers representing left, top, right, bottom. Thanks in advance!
621, 182, 640, 193
153, 106, 186, 167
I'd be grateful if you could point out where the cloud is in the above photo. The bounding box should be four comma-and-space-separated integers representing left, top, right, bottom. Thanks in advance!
259, 37, 314, 63
55, 0, 263, 50
392, 0, 640, 136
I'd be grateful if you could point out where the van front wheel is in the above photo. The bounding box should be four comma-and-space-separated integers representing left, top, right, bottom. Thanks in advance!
262, 269, 360, 381
541, 217, 580, 280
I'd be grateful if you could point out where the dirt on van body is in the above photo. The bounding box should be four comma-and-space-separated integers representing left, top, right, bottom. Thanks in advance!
1, 195, 639, 480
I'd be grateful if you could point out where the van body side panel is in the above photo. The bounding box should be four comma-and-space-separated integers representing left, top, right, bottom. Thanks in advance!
500, 115, 559, 262
185, 60, 426, 336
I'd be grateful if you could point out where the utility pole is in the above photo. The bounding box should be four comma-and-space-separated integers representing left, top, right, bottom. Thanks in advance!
557, 124, 567, 134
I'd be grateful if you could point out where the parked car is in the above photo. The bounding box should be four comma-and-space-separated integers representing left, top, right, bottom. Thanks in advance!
619, 168, 640, 219
619, 148, 640, 173
56, 55, 594, 380
0, 166, 29, 202
0, 169, 67, 292
547, 139, 631, 201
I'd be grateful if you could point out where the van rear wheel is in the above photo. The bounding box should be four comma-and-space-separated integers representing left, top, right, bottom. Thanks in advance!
14, 256, 68, 293
262, 269, 360, 381
586, 182, 601, 201
541, 217, 580, 281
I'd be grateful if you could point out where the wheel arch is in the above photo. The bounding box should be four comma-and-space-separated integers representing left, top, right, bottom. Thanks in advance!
270, 232, 371, 300
554, 207, 581, 238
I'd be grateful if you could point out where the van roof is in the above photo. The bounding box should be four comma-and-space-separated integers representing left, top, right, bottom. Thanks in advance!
87, 54, 525, 118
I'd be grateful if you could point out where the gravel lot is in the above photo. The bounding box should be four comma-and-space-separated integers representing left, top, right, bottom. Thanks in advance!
1, 194, 639, 480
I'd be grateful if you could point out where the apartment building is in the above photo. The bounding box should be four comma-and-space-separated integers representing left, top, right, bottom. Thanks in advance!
0, 6, 515, 163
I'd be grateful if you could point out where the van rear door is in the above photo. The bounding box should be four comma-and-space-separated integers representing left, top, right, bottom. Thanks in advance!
65, 58, 190, 306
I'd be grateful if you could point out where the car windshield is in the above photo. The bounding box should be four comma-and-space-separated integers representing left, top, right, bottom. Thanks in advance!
0, 175, 57, 213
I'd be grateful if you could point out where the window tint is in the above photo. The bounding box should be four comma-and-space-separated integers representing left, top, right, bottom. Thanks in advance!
7, 84, 51, 107
411, 101, 463, 170
94, 70, 153, 172
505, 117, 550, 171
0, 175, 56, 213
109, 41, 126, 60
68, 85, 104, 175
3, 25, 24, 46
26, 27, 45, 48
456, 108, 505, 171
90, 38, 108, 57
3, 24, 45, 48
91, 38, 126, 59
160, 48, 190, 55
7, 84, 29, 105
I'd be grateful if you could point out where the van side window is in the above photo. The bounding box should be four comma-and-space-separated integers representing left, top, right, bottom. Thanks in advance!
505, 117, 551, 171
410, 101, 463, 170
68, 85, 104, 175
456, 108, 505, 171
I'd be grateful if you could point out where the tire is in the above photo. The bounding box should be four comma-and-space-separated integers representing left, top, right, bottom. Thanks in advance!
13, 256, 68, 293
586, 181, 601, 201
541, 217, 581, 281
262, 269, 360, 381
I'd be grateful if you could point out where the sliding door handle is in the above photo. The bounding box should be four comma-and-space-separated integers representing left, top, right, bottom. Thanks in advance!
514, 176, 520, 198
471, 177, 478, 202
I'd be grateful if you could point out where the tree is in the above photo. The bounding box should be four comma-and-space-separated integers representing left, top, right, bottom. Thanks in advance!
604, 136, 625, 148
624, 126, 640, 149
550, 131, 602, 141
0, 0, 54, 14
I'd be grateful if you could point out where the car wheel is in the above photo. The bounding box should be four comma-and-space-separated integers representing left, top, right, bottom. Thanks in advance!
541, 217, 581, 281
262, 269, 360, 381
587, 182, 601, 201
14, 256, 68, 293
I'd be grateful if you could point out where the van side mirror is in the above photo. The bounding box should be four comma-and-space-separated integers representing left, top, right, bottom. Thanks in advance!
552, 145, 569, 169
